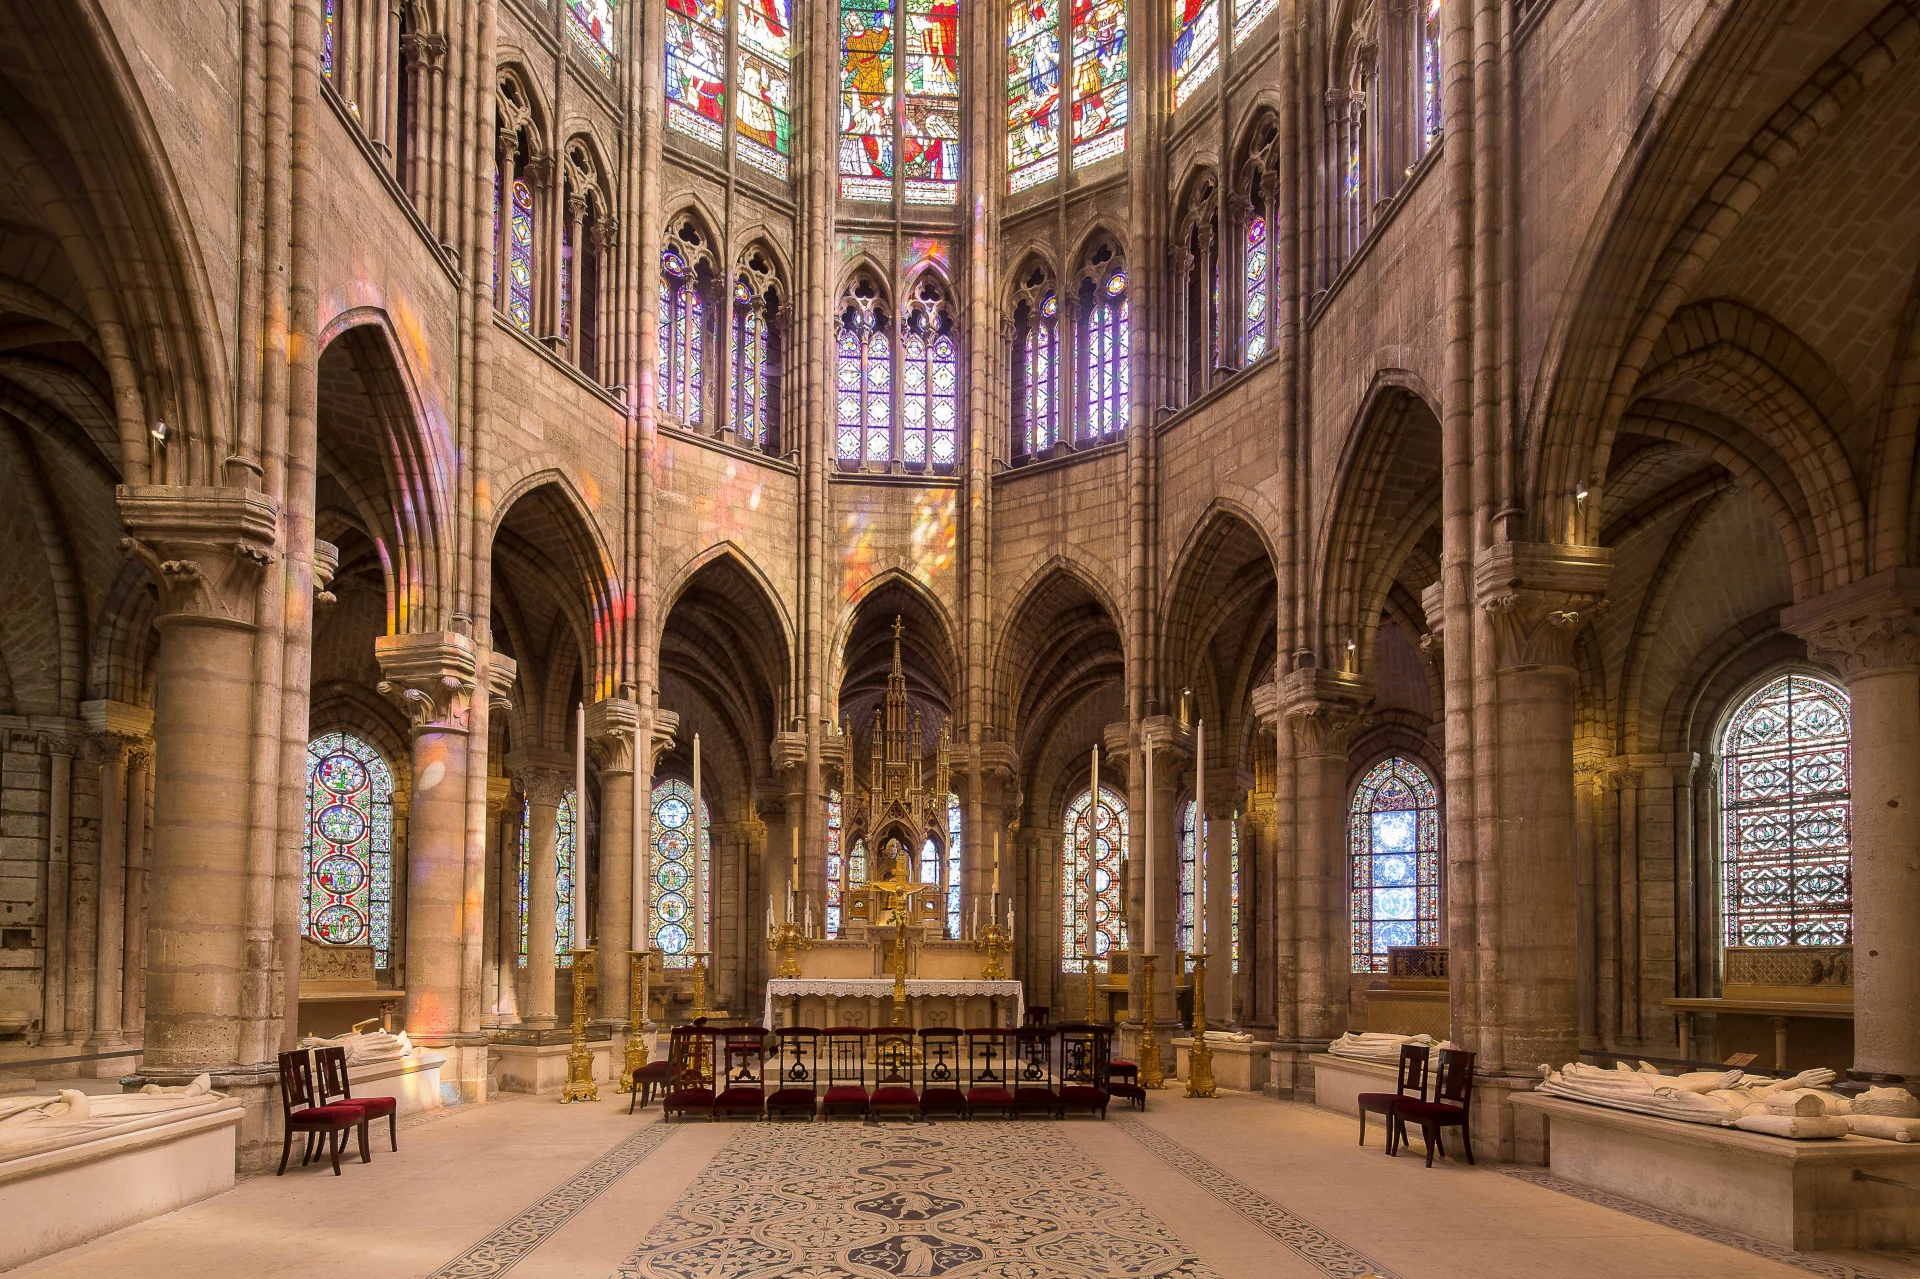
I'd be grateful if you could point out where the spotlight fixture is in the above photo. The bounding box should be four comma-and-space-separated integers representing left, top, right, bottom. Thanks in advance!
150, 420, 169, 444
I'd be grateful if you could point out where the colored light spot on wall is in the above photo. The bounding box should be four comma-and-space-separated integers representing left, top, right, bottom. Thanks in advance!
842, 510, 877, 599
417, 759, 447, 792
580, 470, 602, 511
910, 489, 956, 585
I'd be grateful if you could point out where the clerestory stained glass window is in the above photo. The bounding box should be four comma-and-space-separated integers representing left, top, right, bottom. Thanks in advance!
903, 0, 961, 203
1006, 0, 1061, 193
322, 0, 337, 78
1420, 0, 1442, 149
1350, 756, 1440, 972
1172, 0, 1220, 108
667, 0, 727, 150
659, 247, 708, 424
1063, 785, 1128, 972
737, 0, 795, 177
1243, 212, 1269, 362
731, 272, 782, 449
1079, 264, 1129, 441
840, 0, 897, 200
651, 778, 713, 967
1233, 0, 1277, 44
1070, 0, 1127, 168
556, 789, 578, 966
826, 789, 845, 937
508, 178, 535, 333
1014, 289, 1060, 454
568, 0, 618, 73
1721, 673, 1852, 947
303, 732, 395, 968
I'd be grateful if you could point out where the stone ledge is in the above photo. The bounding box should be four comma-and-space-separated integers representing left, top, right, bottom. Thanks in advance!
1308, 1053, 1398, 1117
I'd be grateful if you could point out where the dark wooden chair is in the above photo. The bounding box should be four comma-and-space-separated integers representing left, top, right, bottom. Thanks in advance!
313, 1044, 398, 1157
1013, 1026, 1058, 1117
767, 1027, 822, 1120
918, 1028, 966, 1118
662, 1025, 723, 1121
822, 1026, 871, 1119
1356, 1042, 1430, 1154
1022, 1006, 1050, 1028
713, 1026, 770, 1120
629, 1023, 679, 1113
1392, 1047, 1477, 1166
869, 1028, 920, 1119
276, 1050, 370, 1176
964, 1027, 1016, 1118
1056, 1022, 1112, 1119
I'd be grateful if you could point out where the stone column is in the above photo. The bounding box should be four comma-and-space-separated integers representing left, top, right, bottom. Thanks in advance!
80, 701, 151, 1069
588, 697, 639, 1019
509, 751, 571, 1027
1783, 569, 1920, 1082
40, 735, 77, 1048
1475, 542, 1610, 1074
122, 738, 152, 1036
492, 782, 522, 1024
375, 632, 478, 1044
119, 485, 279, 1156
1114, 719, 1186, 1033
1278, 668, 1371, 1095
771, 731, 808, 918
482, 774, 513, 1028
1202, 776, 1238, 1020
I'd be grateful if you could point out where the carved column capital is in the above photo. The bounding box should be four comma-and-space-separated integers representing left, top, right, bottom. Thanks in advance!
648, 707, 681, 770
313, 538, 341, 607
585, 697, 639, 772
771, 730, 809, 788
117, 485, 279, 629
1781, 569, 1920, 680
1474, 542, 1611, 673
510, 750, 574, 808
374, 632, 480, 735
1278, 667, 1373, 758
486, 775, 515, 817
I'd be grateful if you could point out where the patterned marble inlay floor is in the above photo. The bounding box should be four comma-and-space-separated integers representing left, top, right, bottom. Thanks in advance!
615, 1122, 1224, 1279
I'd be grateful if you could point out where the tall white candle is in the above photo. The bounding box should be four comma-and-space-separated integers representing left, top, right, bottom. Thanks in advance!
633, 721, 646, 952
1196, 719, 1206, 954
692, 733, 703, 953
1087, 742, 1099, 958
992, 830, 1000, 896
1144, 732, 1155, 957
573, 703, 587, 950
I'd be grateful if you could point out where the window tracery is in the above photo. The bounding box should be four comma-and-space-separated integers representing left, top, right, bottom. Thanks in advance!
902, 274, 958, 471
1174, 175, 1221, 405
494, 73, 546, 337
651, 778, 713, 967
303, 732, 395, 969
836, 274, 894, 467
1349, 755, 1440, 972
1236, 117, 1280, 365
659, 218, 718, 426
1063, 785, 1128, 972
561, 141, 614, 382
1011, 263, 1061, 458
1074, 240, 1129, 443
731, 247, 785, 452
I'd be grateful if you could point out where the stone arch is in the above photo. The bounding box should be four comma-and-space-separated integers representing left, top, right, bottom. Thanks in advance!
1159, 503, 1280, 730
490, 474, 625, 706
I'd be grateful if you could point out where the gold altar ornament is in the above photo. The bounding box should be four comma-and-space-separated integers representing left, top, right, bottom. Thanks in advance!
767, 918, 813, 979
1138, 952, 1166, 1089
690, 952, 711, 1017
974, 919, 1012, 981
561, 947, 600, 1103
1185, 951, 1218, 1098
624, 949, 653, 1087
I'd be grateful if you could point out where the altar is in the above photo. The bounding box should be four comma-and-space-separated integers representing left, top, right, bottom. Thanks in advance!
764, 978, 1023, 1031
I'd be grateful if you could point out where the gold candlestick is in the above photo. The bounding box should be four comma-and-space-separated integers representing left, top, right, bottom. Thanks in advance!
1138, 952, 1166, 1089
1185, 951, 1218, 1098
624, 949, 653, 1088
973, 922, 1011, 980
1083, 953, 1101, 1024
561, 947, 600, 1103
766, 920, 812, 979
689, 952, 710, 1017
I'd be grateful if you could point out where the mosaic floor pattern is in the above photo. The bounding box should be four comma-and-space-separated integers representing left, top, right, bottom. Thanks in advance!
615, 1121, 1224, 1279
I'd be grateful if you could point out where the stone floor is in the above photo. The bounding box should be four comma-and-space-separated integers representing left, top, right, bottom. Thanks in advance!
16, 1090, 1920, 1279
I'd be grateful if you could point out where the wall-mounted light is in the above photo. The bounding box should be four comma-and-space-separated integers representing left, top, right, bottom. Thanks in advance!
1575, 480, 1589, 503
150, 420, 169, 445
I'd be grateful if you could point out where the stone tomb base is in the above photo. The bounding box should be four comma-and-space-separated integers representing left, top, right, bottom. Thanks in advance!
1171, 1037, 1271, 1093
1308, 1053, 1395, 1117
1512, 1093, 1920, 1251
0, 1096, 242, 1271
490, 1029, 620, 1096
353, 1051, 448, 1115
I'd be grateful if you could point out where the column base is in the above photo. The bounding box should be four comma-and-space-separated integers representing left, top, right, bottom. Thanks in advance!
410, 1032, 491, 1104
1468, 1069, 1550, 1165
1262, 1037, 1332, 1100
80, 1034, 139, 1078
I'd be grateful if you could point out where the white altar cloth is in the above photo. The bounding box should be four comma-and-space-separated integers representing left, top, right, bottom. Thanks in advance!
764, 978, 1023, 1030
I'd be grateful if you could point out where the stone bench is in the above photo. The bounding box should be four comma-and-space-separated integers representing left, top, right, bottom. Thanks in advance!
1512, 1092, 1920, 1251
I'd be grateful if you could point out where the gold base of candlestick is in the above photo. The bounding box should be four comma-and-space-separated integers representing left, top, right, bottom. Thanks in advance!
1083, 954, 1100, 1024
1137, 952, 1166, 1089
689, 952, 710, 1018
623, 949, 653, 1088
767, 921, 812, 979
1185, 951, 1218, 1099
561, 947, 600, 1103
973, 923, 1010, 981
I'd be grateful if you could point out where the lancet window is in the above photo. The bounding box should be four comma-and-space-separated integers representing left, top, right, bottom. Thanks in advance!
666, 0, 795, 181
561, 141, 613, 382
840, 0, 960, 204
319, 0, 426, 193
1420, 0, 1442, 150
1237, 120, 1281, 365
556, 789, 578, 967
836, 274, 894, 467
1063, 785, 1128, 972
1177, 801, 1241, 971
1075, 242, 1129, 442
946, 793, 962, 939
826, 790, 845, 937
1174, 176, 1221, 405
518, 802, 530, 966
303, 732, 395, 969
667, 0, 727, 150
1172, 0, 1220, 108
1011, 264, 1061, 458
495, 73, 544, 336
902, 275, 958, 471
1233, 0, 1278, 44
1720, 673, 1853, 947
567, 0, 618, 73
658, 218, 718, 427
651, 778, 712, 967
1006, 0, 1127, 193
731, 248, 785, 451
1349, 756, 1440, 972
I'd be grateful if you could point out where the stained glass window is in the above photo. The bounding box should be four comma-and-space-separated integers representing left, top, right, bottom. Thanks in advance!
839, 0, 896, 200
651, 778, 712, 967
508, 178, 535, 334
736, 0, 794, 177
1014, 289, 1060, 454
1350, 756, 1441, 972
1080, 265, 1128, 441
1421, 0, 1442, 149
303, 732, 394, 968
565, 0, 618, 72
1006, 0, 1061, 193
1233, 0, 1277, 44
1175, 801, 1239, 968
946, 792, 963, 939
1229, 810, 1240, 974
322, 0, 337, 78
732, 273, 782, 449
920, 836, 940, 886
902, 282, 957, 469
1172, 0, 1220, 108
667, 0, 726, 150
1721, 674, 1852, 947
1343, 89, 1366, 256
903, 0, 960, 204
826, 789, 845, 937
836, 292, 892, 466
1070, 0, 1127, 169
1243, 211, 1269, 362
1063, 785, 1128, 972
518, 800, 531, 967
555, 789, 578, 966
659, 247, 707, 424
850, 837, 869, 891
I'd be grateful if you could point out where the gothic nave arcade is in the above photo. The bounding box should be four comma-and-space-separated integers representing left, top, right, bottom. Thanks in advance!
2, 0, 1918, 1192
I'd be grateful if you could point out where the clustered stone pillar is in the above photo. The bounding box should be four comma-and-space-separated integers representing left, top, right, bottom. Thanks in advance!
79, 699, 153, 1072
588, 697, 639, 1020
1783, 569, 1920, 1083
510, 750, 572, 1028
482, 775, 515, 1028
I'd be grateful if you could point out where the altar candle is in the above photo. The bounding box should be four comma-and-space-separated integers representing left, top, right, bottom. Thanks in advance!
992, 830, 1000, 895
1144, 731, 1155, 957
972, 897, 980, 939
633, 721, 647, 951
805, 898, 813, 937
791, 824, 799, 891
573, 703, 586, 950
1196, 718, 1205, 953
692, 733, 703, 954
768, 894, 775, 939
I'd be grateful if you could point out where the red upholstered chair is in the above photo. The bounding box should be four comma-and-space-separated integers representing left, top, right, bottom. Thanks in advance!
276, 1050, 371, 1176
1356, 1042, 1430, 1154
1392, 1047, 1477, 1166
713, 1026, 771, 1120
314, 1045, 398, 1156
822, 1026, 872, 1119
767, 1027, 823, 1120
1055, 1023, 1112, 1119
869, 1028, 920, 1118
1013, 1026, 1059, 1117
964, 1027, 1016, 1118
662, 1025, 723, 1121
918, 1028, 966, 1119
629, 1022, 680, 1115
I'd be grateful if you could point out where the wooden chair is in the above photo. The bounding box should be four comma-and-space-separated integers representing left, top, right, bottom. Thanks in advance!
1392, 1047, 1477, 1166
964, 1027, 1016, 1119
662, 1025, 723, 1122
869, 1028, 920, 1119
629, 1022, 679, 1113
767, 1027, 822, 1120
275, 1050, 370, 1176
822, 1026, 871, 1119
1356, 1042, 1429, 1154
313, 1044, 398, 1156
713, 1026, 770, 1120
1022, 1006, 1050, 1028
1013, 1026, 1058, 1117
1055, 1023, 1112, 1119
918, 1028, 966, 1119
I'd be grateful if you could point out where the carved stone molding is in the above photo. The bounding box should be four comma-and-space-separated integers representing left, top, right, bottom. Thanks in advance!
1419, 581, 1446, 656
80, 698, 154, 744
117, 485, 279, 629
1244, 790, 1280, 840
1278, 667, 1373, 758
506, 747, 574, 807
1248, 680, 1281, 733
486, 775, 515, 818
1474, 541, 1611, 673
313, 538, 340, 607
770, 730, 808, 789
484, 651, 518, 713
1780, 569, 1920, 680
374, 632, 479, 735
585, 697, 639, 773
649, 707, 681, 770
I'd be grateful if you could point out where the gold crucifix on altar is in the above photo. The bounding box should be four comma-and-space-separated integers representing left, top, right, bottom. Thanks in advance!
868, 869, 937, 1025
